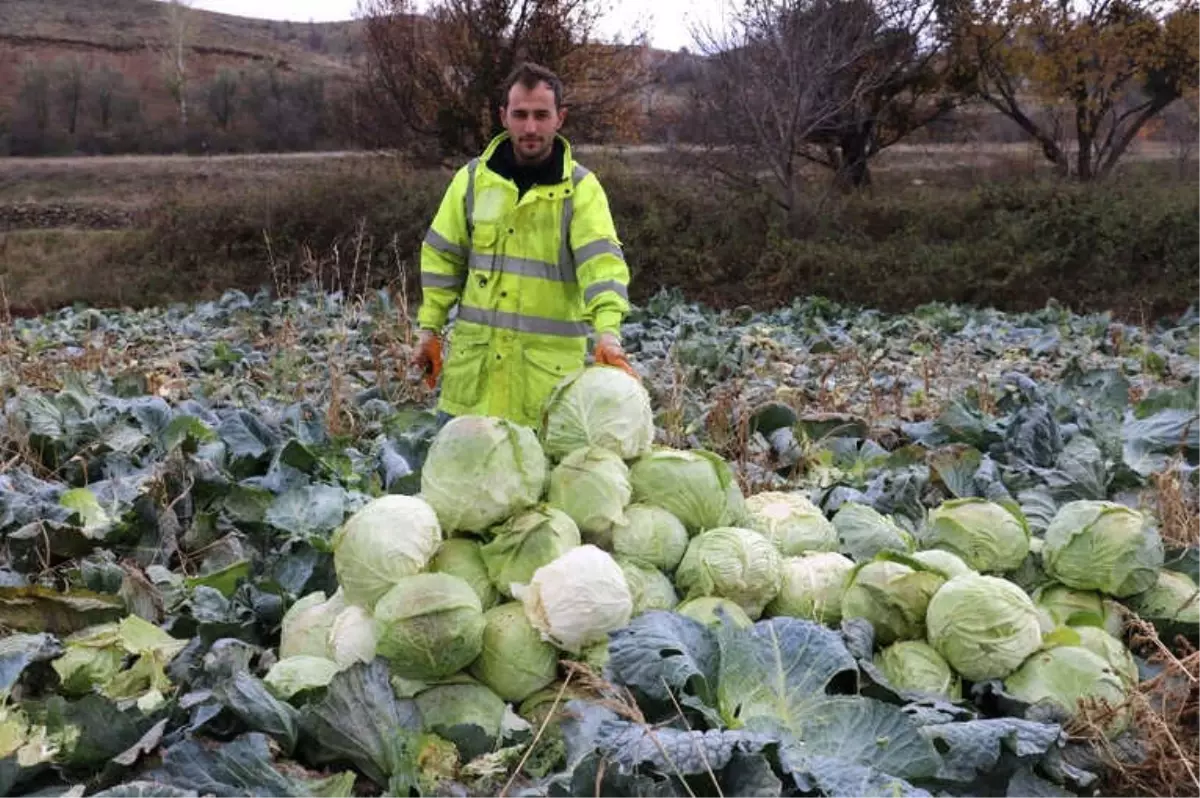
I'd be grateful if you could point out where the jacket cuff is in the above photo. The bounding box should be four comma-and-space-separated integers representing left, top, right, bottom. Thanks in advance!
416, 306, 448, 331
592, 309, 624, 338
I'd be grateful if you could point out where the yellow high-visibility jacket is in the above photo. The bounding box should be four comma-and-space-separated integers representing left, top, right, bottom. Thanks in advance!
416, 133, 631, 428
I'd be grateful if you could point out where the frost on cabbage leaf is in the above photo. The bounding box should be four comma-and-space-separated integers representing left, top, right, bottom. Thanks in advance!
420, 416, 547, 534
513, 545, 633, 653
540, 366, 654, 461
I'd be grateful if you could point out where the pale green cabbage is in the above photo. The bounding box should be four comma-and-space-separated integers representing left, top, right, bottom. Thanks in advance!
327, 604, 377, 669
430, 538, 498, 610
910, 549, 975, 579
469, 602, 560, 702
744, 491, 838, 555
610, 504, 690, 572
832, 502, 914, 561
765, 552, 855, 625
420, 416, 547, 534
1126, 569, 1199, 624
1070, 624, 1138, 689
540, 366, 655, 461
629, 449, 747, 534
874, 640, 962, 700
374, 573, 486, 680
332, 495, 442, 607
675, 527, 782, 619
840, 559, 945, 645
926, 574, 1044, 682
1042, 500, 1163, 597
1004, 646, 1130, 735
280, 590, 345, 660
1032, 584, 1125, 638
414, 682, 507, 759
480, 506, 580, 598
617, 557, 679, 614
546, 447, 631, 540
264, 655, 340, 699
512, 545, 633, 653
925, 498, 1030, 573
676, 597, 754, 628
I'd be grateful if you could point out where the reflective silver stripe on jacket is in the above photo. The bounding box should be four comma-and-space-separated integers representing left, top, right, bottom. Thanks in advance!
583, 280, 629, 304
457, 306, 588, 337
421, 272, 465, 289
573, 238, 624, 267
469, 252, 568, 282
423, 229, 467, 263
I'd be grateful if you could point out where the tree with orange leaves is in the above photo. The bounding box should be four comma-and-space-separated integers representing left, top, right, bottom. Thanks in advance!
940, 0, 1199, 180
353, 0, 653, 161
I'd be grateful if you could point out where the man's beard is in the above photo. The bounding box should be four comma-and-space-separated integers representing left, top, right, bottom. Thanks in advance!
514, 137, 552, 165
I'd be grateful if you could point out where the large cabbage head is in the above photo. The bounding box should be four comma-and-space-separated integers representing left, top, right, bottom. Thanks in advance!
280, 590, 345, 660
512, 545, 633, 653
743, 492, 838, 556
480, 506, 580, 598
676, 597, 754, 629
925, 498, 1030, 573
420, 416, 547, 534
374, 573, 486, 680
765, 552, 855, 625
1032, 584, 1124, 638
910, 549, 975, 579
1070, 625, 1138, 689
617, 558, 679, 615
873, 640, 962, 700
547, 447, 631, 540
1004, 646, 1130, 736
332, 495, 442, 607
832, 502, 914, 561
840, 558, 945, 646
468, 603, 559, 702
414, 682, 507, 760
1042, 501, 1163, 597
327, 605, 377, 669
610, 504, 690, 572
629, 449, 747, 534
675, 527, 782, 619
1126, 570, 1199, 625
540, 366, 654, 461
430, 538, 498, 610
926, 573, 1044, 682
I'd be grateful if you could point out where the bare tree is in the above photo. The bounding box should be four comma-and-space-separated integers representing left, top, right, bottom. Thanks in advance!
153, 0, 193, 128
686, 0, 953, 218
354, 0, 653, 159
18, 62, 51, 133
92, 66, 125, 131
55, 57, 86, 135
207, 68, 240, 130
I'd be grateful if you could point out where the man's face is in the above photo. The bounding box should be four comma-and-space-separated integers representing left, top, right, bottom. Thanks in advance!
501, 80, 565, 166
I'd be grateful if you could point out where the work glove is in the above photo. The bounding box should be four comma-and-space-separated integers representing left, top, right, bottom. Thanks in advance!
413, 329, 443, 389
594, 332, 639, 381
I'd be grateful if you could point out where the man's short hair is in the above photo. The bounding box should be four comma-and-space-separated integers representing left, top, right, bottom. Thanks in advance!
502, 62, 564, 108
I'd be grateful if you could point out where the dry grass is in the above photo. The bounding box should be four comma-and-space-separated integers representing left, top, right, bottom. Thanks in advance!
1150, 459, 1200, 550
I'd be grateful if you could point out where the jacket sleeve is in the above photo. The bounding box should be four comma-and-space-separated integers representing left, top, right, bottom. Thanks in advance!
570, 173, 631, 338
416, 166, 471, 331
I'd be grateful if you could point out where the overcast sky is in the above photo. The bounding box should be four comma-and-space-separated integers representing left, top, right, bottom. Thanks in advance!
184, 0, 727, 51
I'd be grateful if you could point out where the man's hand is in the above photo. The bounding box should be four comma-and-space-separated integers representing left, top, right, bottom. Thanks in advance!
594, 332, 639, 381
413, 329, 443, 389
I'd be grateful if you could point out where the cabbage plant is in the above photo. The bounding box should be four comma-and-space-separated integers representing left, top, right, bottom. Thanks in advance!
1032, 584, 1124, 638
832, 502, 914, 561
1042, 500, 1163, 597
675, 597, 754, 628
280, 590, 345, 660
629, 449, 747, 533
840, 559, 945, 645
926, 573, 1044, 682
617, 557, 679, 614
469, 603, 559, 702
431, 538, 498, 610
925, 498, 1029, 573
874, 640, 962, 700
1126, 569, 1199, 625
547, 447, 631, 540
765, 552, 854, 625
374, 573, 486, 680
610, 504, 690, 572
540, 366, 654, 460
513, 545, 633, 653
675, 527, 782, 619
743, 491, 838, 556
1004, 646, 1130, 736
327, 605, 377, 669
1070, 624, 1138, 689
415, 682, 508, 759
420, 416, 547, 534
480, 506, 580, 598
910, 549, 975, 579
332, 495, 442, 607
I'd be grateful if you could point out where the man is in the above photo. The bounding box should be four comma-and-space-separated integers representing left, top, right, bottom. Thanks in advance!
412, 62, 637, 429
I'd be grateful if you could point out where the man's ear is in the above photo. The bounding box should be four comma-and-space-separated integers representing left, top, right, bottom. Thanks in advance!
557, 106, 567, 129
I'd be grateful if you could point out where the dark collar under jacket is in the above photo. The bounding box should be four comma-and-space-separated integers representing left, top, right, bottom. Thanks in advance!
487, 136, 567, 199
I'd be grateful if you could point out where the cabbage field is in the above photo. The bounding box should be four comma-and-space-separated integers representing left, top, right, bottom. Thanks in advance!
0, 287, 1197, 798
